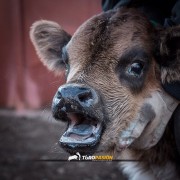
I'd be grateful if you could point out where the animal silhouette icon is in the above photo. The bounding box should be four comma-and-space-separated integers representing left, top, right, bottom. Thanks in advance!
68, 152, 81, 161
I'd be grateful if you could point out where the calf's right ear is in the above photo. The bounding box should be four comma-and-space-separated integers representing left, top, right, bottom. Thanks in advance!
157, 25, 180, 83
30, 20, 71, 74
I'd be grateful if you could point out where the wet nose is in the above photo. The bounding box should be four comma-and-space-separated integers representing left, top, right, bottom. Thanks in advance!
52, 84, 99, 112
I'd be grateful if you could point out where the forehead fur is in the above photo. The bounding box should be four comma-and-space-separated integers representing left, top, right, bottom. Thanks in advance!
67, 8, 156, 68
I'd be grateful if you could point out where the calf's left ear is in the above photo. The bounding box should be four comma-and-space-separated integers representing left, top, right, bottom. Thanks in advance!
30, 20, 71, 74
157, 25, 180, 83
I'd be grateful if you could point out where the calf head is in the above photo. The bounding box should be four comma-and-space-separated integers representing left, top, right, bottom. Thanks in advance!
30, 8, 179, 156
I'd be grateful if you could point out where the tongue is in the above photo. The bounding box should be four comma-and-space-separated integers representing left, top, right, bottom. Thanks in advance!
71, 124, 93, 136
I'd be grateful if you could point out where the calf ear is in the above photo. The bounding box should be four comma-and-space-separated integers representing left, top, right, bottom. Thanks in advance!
30, 20, 71, 74
157, 25, 180, 83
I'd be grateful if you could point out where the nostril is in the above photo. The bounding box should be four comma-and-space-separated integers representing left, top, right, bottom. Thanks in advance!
56, 91, 62, 99
78, 91, 93, 103
53, 91, 64, 109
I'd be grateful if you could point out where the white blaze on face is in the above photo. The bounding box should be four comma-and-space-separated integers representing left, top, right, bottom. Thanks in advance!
118, 90, 179, 150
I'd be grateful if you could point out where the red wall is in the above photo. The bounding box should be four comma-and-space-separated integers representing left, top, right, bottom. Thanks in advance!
0, 0, 101, 109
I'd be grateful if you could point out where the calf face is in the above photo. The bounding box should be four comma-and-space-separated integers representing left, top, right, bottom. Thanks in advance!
30, 8, 179, 156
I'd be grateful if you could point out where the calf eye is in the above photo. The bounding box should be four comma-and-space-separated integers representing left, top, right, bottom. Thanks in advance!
65, 63, 70, 76
127, 62, 144, 77
62, 47, 70, 76
62, 55, 69, 74
62, 48, 68, 65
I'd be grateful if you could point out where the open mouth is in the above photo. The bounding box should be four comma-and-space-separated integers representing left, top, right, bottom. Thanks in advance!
59, 112, 103, 153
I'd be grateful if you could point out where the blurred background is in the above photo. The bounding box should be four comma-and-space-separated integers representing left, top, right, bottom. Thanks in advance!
0, 0, 102, 110
0, 0, 126, 179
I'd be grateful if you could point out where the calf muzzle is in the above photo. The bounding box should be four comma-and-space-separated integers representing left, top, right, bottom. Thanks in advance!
52, 83, 103, 154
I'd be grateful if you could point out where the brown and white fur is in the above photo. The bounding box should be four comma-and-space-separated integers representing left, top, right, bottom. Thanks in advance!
30, 8, 180, 179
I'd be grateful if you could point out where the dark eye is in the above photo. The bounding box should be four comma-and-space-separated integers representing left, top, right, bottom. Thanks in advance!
62, 48, 68, 65
127, 62, 144, 77
62, 47, 70, 76
62, 54, 69, 72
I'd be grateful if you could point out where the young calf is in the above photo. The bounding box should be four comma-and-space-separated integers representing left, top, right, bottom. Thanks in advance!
30, 8, 180, 179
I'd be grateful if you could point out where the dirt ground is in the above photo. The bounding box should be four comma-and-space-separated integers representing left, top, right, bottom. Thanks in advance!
0, 109, 127, 180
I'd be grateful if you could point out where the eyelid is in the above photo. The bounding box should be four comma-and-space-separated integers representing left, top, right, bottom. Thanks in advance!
132, 58, 146, 64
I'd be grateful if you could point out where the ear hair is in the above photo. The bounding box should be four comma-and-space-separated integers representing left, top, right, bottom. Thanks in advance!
157, 26, 180, 83
30, 20, 71, 74
160, 27, 180, 66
